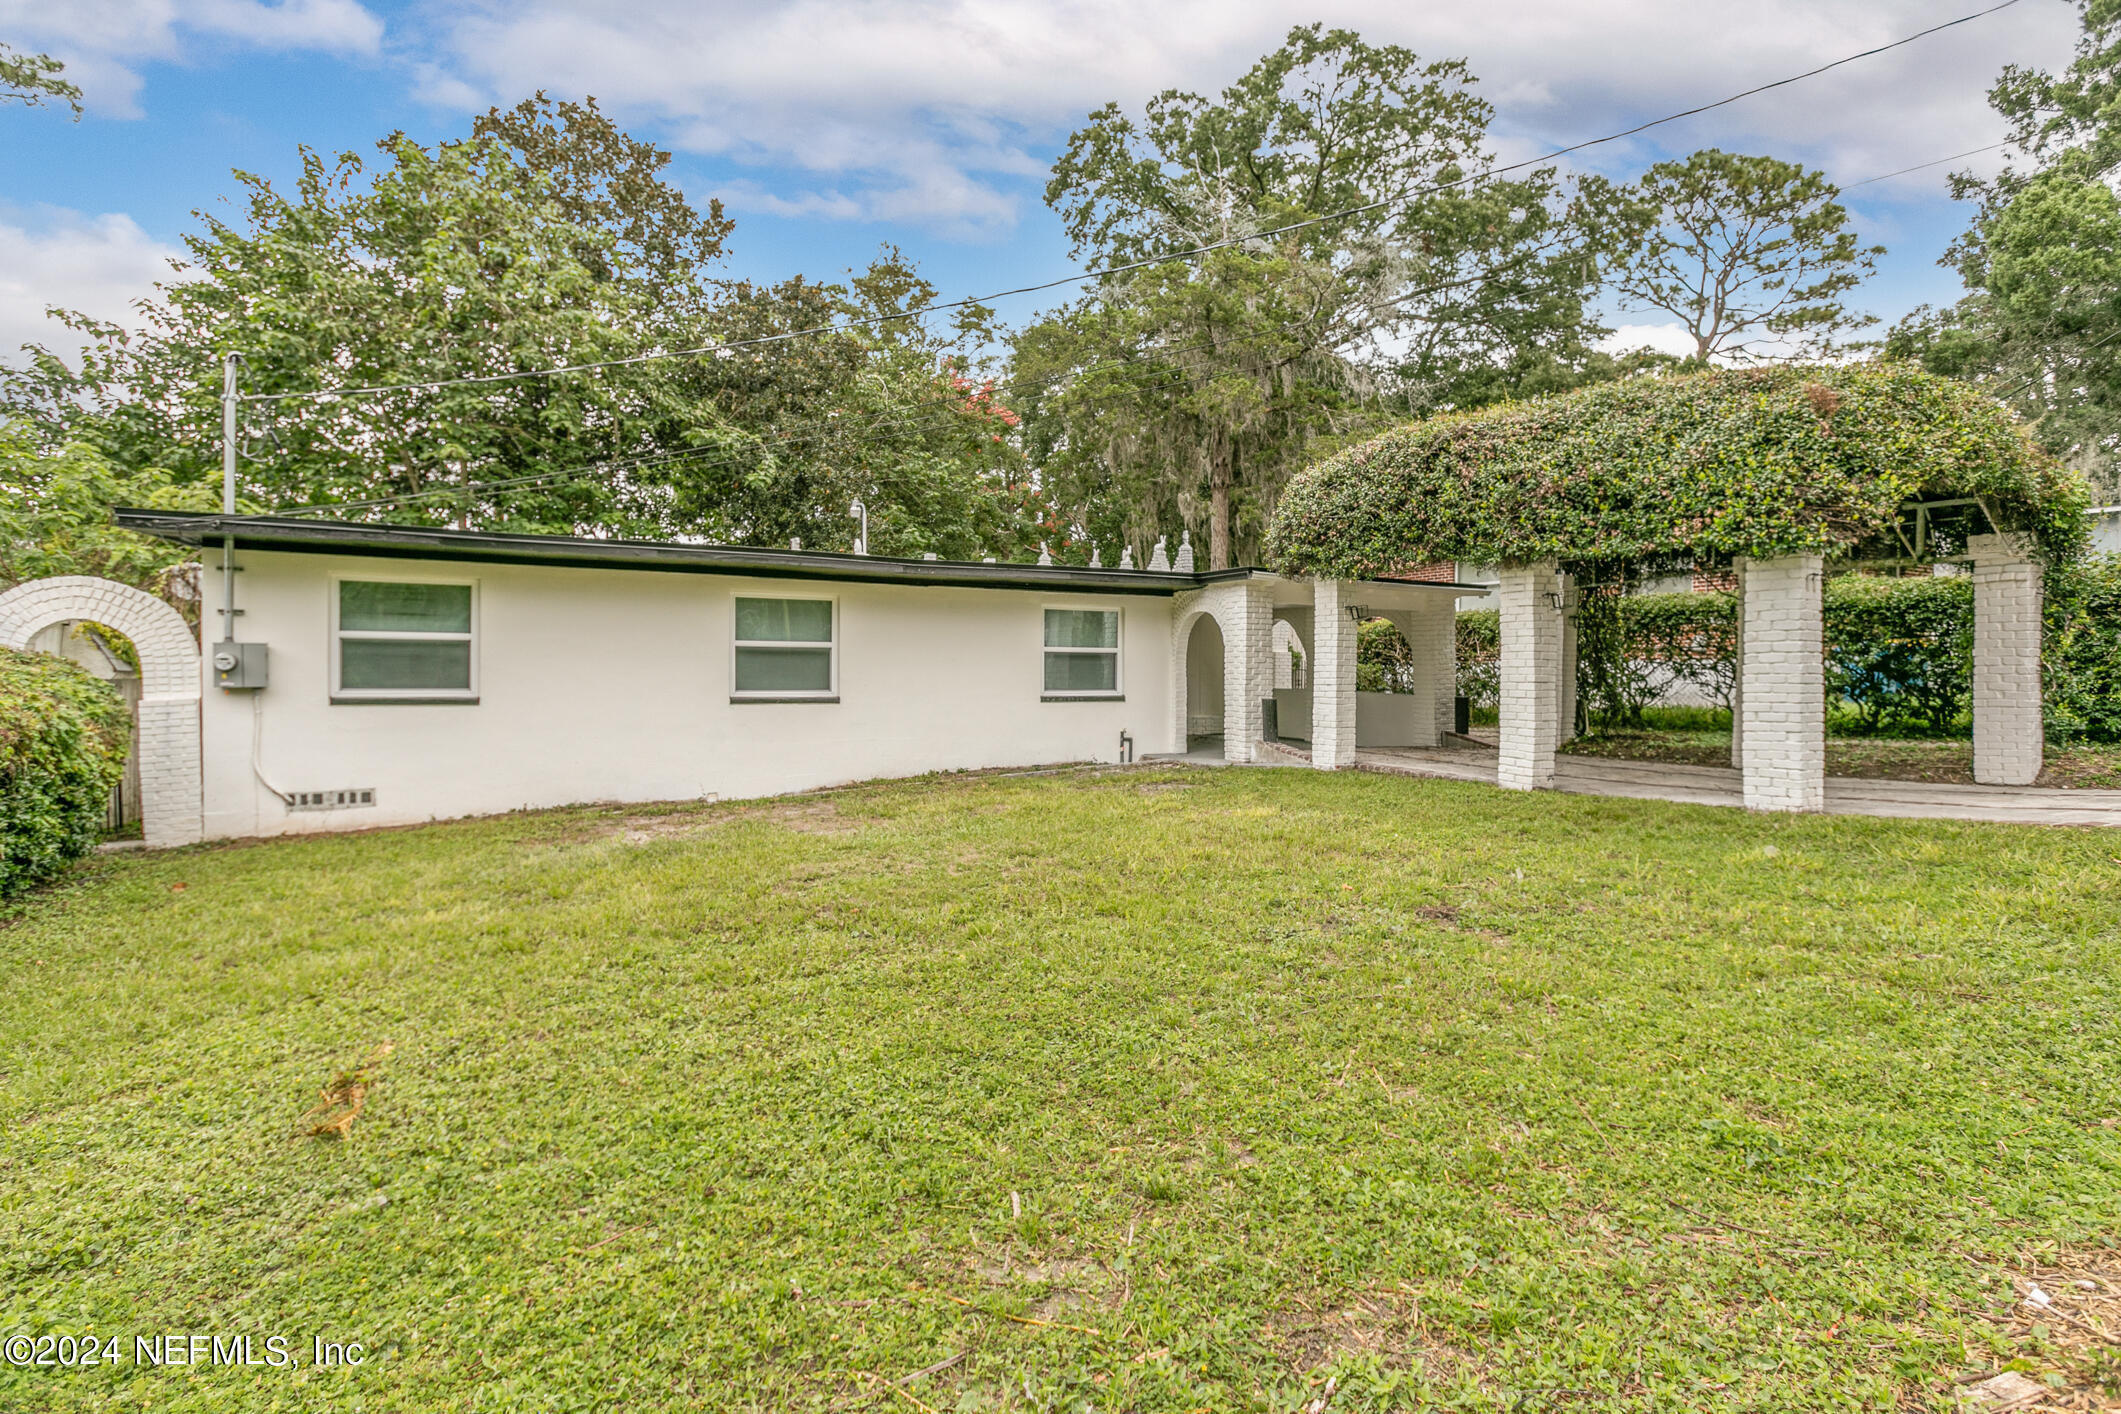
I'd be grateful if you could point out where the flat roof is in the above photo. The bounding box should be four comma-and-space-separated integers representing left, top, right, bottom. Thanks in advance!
114, 510, 1490, 596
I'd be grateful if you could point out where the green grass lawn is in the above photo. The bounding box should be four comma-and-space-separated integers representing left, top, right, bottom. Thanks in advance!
4, 768, 2118, 1412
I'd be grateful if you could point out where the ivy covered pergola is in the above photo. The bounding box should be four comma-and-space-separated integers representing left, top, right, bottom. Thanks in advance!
1267, 364, 2092, 809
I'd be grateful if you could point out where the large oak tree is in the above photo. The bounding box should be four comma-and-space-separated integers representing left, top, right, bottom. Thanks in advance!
1017, 24, 1598, 569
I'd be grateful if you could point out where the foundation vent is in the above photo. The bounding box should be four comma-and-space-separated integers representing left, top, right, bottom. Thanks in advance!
288, 788, 376, 812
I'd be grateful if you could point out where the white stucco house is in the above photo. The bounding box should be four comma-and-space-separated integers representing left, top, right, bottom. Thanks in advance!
0, 511, 1480, 847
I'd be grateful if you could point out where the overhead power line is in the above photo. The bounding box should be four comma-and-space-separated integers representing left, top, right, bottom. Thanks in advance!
238, 0, 2026, 409
257, 113, 2054, 529
1842, 140, 2010, 189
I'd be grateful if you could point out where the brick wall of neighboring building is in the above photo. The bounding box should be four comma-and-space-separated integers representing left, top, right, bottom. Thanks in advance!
1393, 561, 1460, 583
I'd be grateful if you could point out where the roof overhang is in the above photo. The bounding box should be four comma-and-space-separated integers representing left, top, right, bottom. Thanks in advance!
118, 510, 1213, 597
114, 510, 1496, 600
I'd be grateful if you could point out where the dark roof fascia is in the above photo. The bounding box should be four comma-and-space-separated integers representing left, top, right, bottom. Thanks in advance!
115, 509, 1213, 597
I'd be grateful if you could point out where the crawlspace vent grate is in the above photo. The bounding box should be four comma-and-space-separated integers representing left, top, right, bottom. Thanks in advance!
287, 788, 377, 812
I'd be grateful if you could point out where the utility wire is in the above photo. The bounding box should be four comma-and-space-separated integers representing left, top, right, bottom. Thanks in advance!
255, 115, 2045, 529
236, 0, 2026, 409
1841, 140, 2010, 189
1981, 326, 2121, 406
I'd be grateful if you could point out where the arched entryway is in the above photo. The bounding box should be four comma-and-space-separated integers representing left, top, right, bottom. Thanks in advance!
1180, 611, 1225, 751
0, 576, 202, 846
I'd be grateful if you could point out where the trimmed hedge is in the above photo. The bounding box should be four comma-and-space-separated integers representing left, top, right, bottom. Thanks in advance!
1, 646, 129, 899
1268, 364, 2090, 576
1456, 609, 1500, 709
1452, 560, 2121, 742
1355, 617, 1414, 693
2047, 555, 2121, 742
1823, 576, 1971, 735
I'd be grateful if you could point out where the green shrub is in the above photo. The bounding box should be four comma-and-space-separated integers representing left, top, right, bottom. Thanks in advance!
1270, 364, 2090, 578
1626, 589, 1737, 716
1822, 575, 1973, 735
2046, 555, 2121, 742
0, 646, 129, 899
1453, 561, 2121, 742
1575, 585, 1737, 728
1456, 608, 1499, 708
1356, 617, 1414, 693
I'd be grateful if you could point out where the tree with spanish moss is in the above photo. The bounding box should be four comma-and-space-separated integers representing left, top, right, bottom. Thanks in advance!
1018, 24, 1598, 570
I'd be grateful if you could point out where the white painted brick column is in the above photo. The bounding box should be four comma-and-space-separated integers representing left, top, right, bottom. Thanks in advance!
1729, 561, 1745, 769
1378, 607, 1442, 749
1426, 598, 1458, 742
1497, 560, 1563, 791
1222, 579, 1274, 764
1169, 590, 1203, 754
136, 694, 204, 846
1558, 575, 1579, 744
1311, 580, 1359, 768
1737, 554, 1825, 812
1969, 532, 2044, 786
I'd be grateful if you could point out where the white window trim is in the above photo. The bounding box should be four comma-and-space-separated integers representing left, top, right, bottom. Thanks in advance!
329, 573, 479, 703
730, 593, 839, 701
1041, 603, 1123, 700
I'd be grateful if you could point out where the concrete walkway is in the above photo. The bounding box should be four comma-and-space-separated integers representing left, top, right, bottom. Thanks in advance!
1355, 739, 2121, 827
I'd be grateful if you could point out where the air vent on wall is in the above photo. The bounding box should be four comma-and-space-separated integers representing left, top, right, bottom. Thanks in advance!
288, 788, 376, 812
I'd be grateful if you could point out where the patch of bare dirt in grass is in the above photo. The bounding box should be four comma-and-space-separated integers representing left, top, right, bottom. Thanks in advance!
1268, 1289, 1485, 1387
1952, 1249, 2121, 1411
965, 1252, 1120, 1317
761, 799, 865, 835
590, 798, 866, 845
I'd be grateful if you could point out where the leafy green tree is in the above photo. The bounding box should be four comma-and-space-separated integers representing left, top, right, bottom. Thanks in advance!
470, 93, 733, 298
5, 134, 670, 524
1, 107, 1044, 556
0, 41, 80, 116
1891, 1, 2121, 498
0, 429, 216, 603
1577, 149, 1884, 362
640, 255, 1048, 558
1020, 24, 1595, 569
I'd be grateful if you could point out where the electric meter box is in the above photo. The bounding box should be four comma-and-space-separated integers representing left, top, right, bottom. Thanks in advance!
212, 640, 269, 690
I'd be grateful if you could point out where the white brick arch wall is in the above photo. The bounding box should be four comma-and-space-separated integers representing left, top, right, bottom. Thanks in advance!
0, 576, 202, 846
1171, 581, 1272, 762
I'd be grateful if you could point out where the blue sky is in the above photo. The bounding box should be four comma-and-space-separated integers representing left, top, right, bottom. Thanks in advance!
0, 0, 2090, 368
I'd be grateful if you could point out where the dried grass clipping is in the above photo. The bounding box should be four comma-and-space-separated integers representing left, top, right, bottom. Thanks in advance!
301, 1042, 394, 1139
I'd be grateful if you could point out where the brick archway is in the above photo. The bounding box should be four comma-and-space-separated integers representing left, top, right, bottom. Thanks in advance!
1170, 580, 1273, 763
0, 576, 202, 846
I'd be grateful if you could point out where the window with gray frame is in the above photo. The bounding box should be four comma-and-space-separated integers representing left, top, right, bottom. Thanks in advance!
733, 597, 836, 697
334, 580, 475, 700
1043, 608, 1119, 696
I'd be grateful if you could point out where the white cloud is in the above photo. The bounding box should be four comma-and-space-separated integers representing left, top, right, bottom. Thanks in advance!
0, 208, 183, 364
1598, 322, 1700, 360
400, 0, 2083, 238
0, 0, 384, 117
